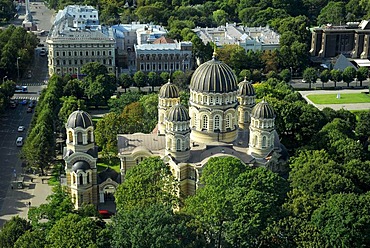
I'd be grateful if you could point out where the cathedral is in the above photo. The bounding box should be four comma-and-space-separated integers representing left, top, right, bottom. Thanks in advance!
117, 53, 288, 196
63, 52, 288, 208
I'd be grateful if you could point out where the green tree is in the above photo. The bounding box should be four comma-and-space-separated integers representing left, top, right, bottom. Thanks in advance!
139, 93, 158, 132
303, 67, 318, 89
115, 157, 178, 212
111, 204, 201, 248
0, 216, 31, 248
317, 1, 346, 25
213, 9, 228, 26
133, 71, 147, 91
28, 185, 74, 229
85, 74, 117, 108
81, 62, 108, 82
107, 91, 142, 114
14, 230, 47, 248
184, 157, 288, 247
118, 73, 134, 92
319, 69, 330, 89
147, 71, 160, 92
58, 96, 86, 125
330, 69, 342, 88
342, 66, 357, 87
356, 66, 368, 87
355, 111, 370, 147
279, 68, 291, 83
311, 193, 370, 247
47, 214, 105, 248
63, 79, 84, 98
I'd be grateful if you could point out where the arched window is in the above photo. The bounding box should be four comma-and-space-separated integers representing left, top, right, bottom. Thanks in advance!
226, 114, 231, 129
72, 174, 76, 184
79, 174, 83, 185
253, 135, 258, 146
87, 172, 90, 184
202, 115, 208, 130
87, 131, 92, 143
214, 115, 220, 130
193, 114, 197, 128
176, 139, 181, 151
77, 132, 83, 144
68, 131, 73, 143
262, 136, 267, 148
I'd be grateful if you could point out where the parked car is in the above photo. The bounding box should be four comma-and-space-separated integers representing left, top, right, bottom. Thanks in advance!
21, 99, 28, 105
27, 107, 33, 113
39, 48, 46, 56
18, 126, 25, 132
99, 210, 114, 219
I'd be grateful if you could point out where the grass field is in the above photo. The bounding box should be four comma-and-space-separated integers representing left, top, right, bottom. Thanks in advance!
307, 93, 370, 104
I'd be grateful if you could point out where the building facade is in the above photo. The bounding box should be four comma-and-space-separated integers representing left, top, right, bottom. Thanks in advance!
193, 23, 280, 52
117, 52, 288, 197
63, 110, 120, 209
46, 5, 116, 77
310, 20, 370, 60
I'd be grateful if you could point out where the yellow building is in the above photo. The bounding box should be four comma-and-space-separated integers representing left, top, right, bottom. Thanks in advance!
117, 53, 288, 197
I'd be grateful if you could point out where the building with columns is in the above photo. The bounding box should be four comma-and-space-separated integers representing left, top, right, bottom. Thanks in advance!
310, 20, 370, 62
117, 52, 288, 197
46, 5, 116, 77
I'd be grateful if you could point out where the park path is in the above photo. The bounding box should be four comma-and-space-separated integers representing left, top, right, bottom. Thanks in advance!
299, 89, 370, 111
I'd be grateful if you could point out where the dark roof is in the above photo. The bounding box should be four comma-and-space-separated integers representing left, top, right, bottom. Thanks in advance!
98, 167, 120, 184
72, 160, 90, 172
87, 147, 98, 158
190, 53, 238, 93
66, 110, 93, 129
166, 104, 190, 122
159, 79, 179, 98
238, 78, 255, 96
251, 100, 275, 119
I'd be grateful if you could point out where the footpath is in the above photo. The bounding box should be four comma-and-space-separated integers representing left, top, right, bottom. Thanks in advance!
0, 173, 52, 227
299, 89, 370, 111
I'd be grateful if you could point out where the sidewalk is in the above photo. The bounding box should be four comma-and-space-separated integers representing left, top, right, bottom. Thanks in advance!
0, 174, 52, 227
299, 89, 370, 111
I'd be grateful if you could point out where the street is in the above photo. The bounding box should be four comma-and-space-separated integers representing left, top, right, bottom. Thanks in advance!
0, 104, 34, 212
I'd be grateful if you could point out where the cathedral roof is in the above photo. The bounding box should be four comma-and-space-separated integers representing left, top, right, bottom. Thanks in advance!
159, 79, 179, 98
98, 167, 120, 183
166, 104, 190, 122
238, 77, 255, 96
190, 52, 238, 93
251, 100, 275, 119
72, 160, 90, 172
66, 110, 93, 129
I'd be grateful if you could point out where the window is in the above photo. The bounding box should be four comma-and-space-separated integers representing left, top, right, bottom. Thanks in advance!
79, 174, 83, 185
176, 139, 181, 151
214, 115, 220, 130
68, 131, 73, 142
253, 135, 258, 146
226, 114, 231, 129
56, 52, 60, 56
202, 115, 208, 130
262, 136, 267, 148
77, 132, 83, 144
87, 172, 90, 184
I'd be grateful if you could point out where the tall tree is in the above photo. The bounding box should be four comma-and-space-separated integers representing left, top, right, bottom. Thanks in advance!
319, 69, 330, 89
342, 66, 357, 87
330, 69, 342, 88
356, 66, 368, 87
115, 157, 179, 212
133, 71, 147, 91
0, 217, 31, 248
303, 67, 318, 89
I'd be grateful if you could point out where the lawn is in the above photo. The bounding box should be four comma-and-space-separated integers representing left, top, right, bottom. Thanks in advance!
97, 157, 121, 173
307, 93, 370, 104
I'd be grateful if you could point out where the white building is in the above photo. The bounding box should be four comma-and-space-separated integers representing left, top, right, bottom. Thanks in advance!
46, 5, 116, 77
193, 23, 280, 52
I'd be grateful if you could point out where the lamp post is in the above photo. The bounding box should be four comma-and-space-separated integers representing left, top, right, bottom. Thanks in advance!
289, 67, 293, 84
2, 76, 7, 83
16, 57, 20, 82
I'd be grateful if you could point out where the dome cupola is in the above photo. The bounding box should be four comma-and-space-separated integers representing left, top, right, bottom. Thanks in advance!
72, 160, 90, 172
166, 104, 190, 122
190, 53, 238, 93
159, 79, 179, 98
67, 110, 93, 129
251, 100, 275, 119
238, 77, 255, 96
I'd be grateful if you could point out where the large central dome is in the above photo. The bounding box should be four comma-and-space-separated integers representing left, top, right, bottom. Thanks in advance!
190, 54, 238, 93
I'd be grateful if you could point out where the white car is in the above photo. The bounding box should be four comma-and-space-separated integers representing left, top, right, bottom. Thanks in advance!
18, 126, 25, 132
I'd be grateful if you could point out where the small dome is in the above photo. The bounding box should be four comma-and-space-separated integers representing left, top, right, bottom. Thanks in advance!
238, 78, 255, 96
72, 160, 90, 172
251, 100, 275, 119
190, 53, 238, 93
66, 110, 93, 129
166, 104, 190, 122
159, 79, 179, 98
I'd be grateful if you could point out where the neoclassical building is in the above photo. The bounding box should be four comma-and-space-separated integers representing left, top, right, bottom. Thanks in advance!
63, 110, 120, 209
117, 53, 288, 196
